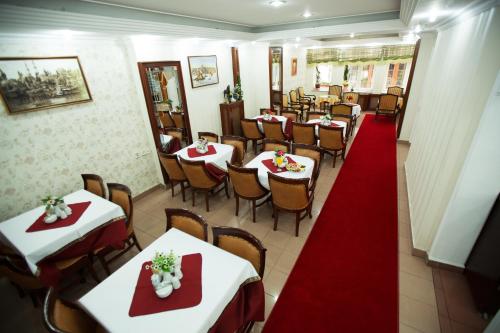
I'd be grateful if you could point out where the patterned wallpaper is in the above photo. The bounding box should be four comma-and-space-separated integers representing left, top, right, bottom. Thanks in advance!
0, 36, 159, 221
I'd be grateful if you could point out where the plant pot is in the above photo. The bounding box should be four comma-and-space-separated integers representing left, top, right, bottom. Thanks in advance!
315, 83, 320, 89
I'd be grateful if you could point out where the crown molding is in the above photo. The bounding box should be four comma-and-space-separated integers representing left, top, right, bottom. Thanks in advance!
400, 0, 418, 26
433, 0, 499, 31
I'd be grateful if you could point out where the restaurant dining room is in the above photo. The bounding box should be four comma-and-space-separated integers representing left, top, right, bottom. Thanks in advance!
1, 0, 499, 332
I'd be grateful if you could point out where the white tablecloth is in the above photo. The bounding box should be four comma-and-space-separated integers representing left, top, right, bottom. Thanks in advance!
79, 228, 260, 333
307, 119, 347, 138
244, 151, 315, 190
345, 103, 362, 117
0, 190, 124, 274
175, 142, 234, 171
253, 115, 288, 133
160, 134, 173, 145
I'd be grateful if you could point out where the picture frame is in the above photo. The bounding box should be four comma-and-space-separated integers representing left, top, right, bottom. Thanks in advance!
0, 56, 92, 114
187, 55, 219, 89
291, 57, 298, 76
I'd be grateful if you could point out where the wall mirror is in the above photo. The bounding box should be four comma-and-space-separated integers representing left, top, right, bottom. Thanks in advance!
269, 47, 283, 109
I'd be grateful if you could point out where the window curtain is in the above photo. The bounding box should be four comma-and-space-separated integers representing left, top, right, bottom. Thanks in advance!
307, 44, 415, 65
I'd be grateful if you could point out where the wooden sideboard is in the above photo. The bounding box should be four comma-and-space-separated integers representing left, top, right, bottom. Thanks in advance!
220, 100, 244, 136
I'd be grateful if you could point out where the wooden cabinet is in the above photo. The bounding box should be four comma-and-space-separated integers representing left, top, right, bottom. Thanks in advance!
220, 100, 244, 136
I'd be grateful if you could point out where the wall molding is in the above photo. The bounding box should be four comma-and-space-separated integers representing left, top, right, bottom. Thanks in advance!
132, 184, 165, 203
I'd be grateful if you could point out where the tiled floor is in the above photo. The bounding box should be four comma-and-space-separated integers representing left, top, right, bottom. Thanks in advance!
0, 113, 490, 332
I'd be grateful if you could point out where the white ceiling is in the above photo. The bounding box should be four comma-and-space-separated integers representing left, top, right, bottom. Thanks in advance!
81, 0, 400, 27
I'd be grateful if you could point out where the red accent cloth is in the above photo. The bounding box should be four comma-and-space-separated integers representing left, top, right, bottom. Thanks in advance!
263, 115, 398, 333
37, 218, 128, 287
168, 137, 182, 153
256, 116, 278, 122
129, 253, 202, 317
261, 156, 297, 174
187, 145, 217, 158
26, 201, 91, 233
329, 123, 340, 127
284, 118, 293, 140
206, 163, 227, 182
208, 280, 265, 333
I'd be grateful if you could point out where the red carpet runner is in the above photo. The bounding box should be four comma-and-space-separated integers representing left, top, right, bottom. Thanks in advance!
263, 114, 398, 333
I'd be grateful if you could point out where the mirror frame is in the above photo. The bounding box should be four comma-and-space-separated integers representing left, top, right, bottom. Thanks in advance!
269, 47, 283, 109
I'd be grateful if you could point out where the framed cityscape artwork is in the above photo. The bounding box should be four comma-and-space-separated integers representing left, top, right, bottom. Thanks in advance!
187, 55, 219, 88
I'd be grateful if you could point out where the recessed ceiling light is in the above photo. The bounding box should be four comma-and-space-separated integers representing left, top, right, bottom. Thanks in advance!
429, 15, 436, 22
349, 32, 355, 38
414, 25, 422, 33
269, 0, 286, 7
302, 11, 312, 18
295, 37, 301, 42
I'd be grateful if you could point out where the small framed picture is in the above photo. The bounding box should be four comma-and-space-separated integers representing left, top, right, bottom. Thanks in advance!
187, 55, 219, 88
291, 57, 298, 76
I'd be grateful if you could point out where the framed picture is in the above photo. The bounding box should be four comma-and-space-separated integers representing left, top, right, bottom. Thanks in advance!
187, 55, 219, 88
0, 56, 92, 114
291, 57, 298, 76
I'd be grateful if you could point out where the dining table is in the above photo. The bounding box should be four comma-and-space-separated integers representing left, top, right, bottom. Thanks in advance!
343, 103, 362, 117
0, 189, 125, 274
175, 142, 234, 171
78, 228, 264, 333
244, 151, 315, 190
253, 115, 290, 134
315, 94, 340, 108
307, 119, 348, 138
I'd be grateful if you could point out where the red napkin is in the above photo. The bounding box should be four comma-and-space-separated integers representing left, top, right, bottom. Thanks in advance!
26, 201, 91, 233
330, 123, 340, 127
257, 116, 278, 122
262, 156, 297, 173
129, 253, 203, 317
187, 145, 217, 158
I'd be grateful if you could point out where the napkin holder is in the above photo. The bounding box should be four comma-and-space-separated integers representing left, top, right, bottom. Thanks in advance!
151, 256, 183, 299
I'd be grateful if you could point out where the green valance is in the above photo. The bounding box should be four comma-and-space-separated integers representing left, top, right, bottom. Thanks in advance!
307, 44, 415, 64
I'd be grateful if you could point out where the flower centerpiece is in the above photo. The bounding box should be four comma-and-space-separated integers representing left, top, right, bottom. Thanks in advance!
150, 250, 183, 299
273, 148, 288, 170
342, 65, 350, 91
346, 94, 354, 103
320, 113, 332, 126
41, 195, 72, 224
195, 138, 209, 154
262, 111, 272, 121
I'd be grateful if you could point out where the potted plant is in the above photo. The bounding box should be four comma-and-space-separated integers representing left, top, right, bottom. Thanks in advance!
233, 75, 243, 101
150, 251, 182, 298
166, 99, 173, 111
315, 66, 321, 89
273, 148, 288, 170
343, 65, 350, 90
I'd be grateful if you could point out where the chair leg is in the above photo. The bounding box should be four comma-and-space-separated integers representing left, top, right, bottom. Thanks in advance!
132, 233, 143, 252
273, 206, 279, 231
170, 181, 175, 197
224, 179, 230, 198
97, 255, 111, 276
87, 260, 101, 283
252, 200, 256, 223
192, 189, 195, 207
333, 152, 337, 168
295, 212, 300, 237
253, 140, 257, 155
205, 191, 210, 212
342, 148, 346, 160
180, 182, 186, 202
235, 194, 239, 216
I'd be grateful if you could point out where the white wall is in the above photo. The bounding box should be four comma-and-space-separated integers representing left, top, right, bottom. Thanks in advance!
405, 7, 500, 252
428, 70, 500, 267
283, 45, 307, 94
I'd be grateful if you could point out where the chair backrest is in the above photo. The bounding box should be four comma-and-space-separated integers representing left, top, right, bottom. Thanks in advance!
289, 90, 299, 103
319, 101, 330, 112
343, 92, 359, 104
387, 86, 403, 96
165, 127, 184, 141
165, 208, 208, 241
171, 112, 185, 128
378, 94, 399, 111
212, 227, 266, 277
262, 139, 289, 153
260, 108, 277, 115
107, 183, 133, 232
0, 253, 43, 291
292, 122, 316, 145
159, 112, 175, 128
81, 174, 105, 198
328, 85, 342, 97
221, 135, 246, 166
318, 125, 345, 150
306, 111, 327, 121
280, 110, 298, 122
43, 287, 100, 333
268, 173, 310, 211
297, 87, 306, 98
227, 163, 268, 199
262, 120, 285, 141
179, 157, 218, 189
198, 132, 218, 143
157, 151, 186, 181
282, 94, 289, 107
292, 144, 322, 178
331, 103, 353, 117
240, 119, 263, 140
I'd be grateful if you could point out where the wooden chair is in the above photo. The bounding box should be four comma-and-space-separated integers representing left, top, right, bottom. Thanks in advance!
241, 119, 263, 155
281, 94, 294, 112
376, 94, 399, 120
318, 125, 346, 168
179, 157, 229, 212
159, 111, 175, 128
280, 110, 299, 122
343, 92, 359, 104
292, 143, 323, 191
297, 87, 316, 111
331, 103, 355, 136
260, 108, 278, 116
157, 151, 189, 202
292, 122, 316, 145
171, 112, 187, 143
262, 119, 286, 141
212, 227, 266, 277
227, 163, 270, 222
306, 111, 327, 122
81, 174, 105, 198
328, 85, 343, 99
387, 86, 403, 97
165, 208, 208, 241
198, 132, 218, 143
268, 173, 313, 237
289, 89, 309, 121
262, 139, 289, 153
319, 101, 330, 112
94, 183, 142, 275
43, 287, 105, 333
221, 135, 247, 167
164, 127, 185, 145
331, 114, 353, 139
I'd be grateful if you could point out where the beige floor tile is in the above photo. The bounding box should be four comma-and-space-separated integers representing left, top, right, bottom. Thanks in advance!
284, 236, 307, 256
264, 244, 284, 272
264, 292, 277, 321
399, 323, 425, 333
400, 294, 440, 333
273, 251, 299, 275
399, 252, 433, 281
400, 271, 437, 307
399, 236, 412, 255
263, 269, 289, 298
262, 229, 293, 249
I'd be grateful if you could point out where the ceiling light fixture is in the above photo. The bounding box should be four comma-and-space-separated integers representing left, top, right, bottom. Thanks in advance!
349, 32, 355, 38
414, 25, 422, 33
429, 15, 437, 22
269, 0, 286, 7
302, 11, 312, 18
295, 37, 301, 42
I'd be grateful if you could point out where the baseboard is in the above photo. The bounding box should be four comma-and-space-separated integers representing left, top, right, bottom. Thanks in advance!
132, 184, 165, 203
397, 139, 410, 145
426, 257, 464, 273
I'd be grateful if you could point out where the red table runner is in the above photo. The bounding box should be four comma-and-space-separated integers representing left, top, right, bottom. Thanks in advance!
284, 118, 293, 140
26, 201, 91, 233
168, 137, 182, 153
129, 253, 202, 317
206, 163, 227, 182
262, 156, 297, 173
187, 145, 217, 158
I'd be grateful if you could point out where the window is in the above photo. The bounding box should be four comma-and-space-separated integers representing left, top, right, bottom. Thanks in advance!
386, 63, 407, 87
349, 64, 374, 89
